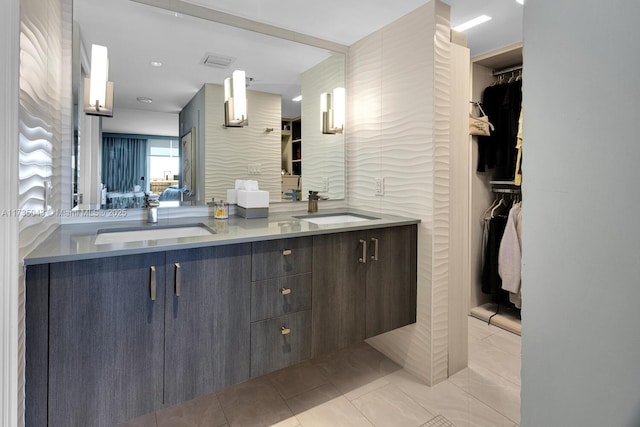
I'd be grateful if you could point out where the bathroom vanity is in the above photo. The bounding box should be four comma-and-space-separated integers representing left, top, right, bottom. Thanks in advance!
24, 210, 418, 427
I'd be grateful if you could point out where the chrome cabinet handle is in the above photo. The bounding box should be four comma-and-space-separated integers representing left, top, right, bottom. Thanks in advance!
282, 249, 292, 256
370, 237, 379, 261
281, 326, 291, 335
175, 263, 181, 297
150, 266, 156, 301
359, 239, 367, 263
280, 287, 292, 295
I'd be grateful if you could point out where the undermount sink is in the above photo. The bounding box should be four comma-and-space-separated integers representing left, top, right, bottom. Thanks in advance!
94, 223, 215, 245
295, 213, 379, 225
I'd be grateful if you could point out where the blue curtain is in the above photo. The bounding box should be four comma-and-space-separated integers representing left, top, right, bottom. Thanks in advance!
102, 136, 148, 192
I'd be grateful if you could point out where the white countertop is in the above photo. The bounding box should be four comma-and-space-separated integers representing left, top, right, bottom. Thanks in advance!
24, 209, 420, 265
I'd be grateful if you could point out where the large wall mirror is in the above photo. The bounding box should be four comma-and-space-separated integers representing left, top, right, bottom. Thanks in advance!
72, 0, 346, 209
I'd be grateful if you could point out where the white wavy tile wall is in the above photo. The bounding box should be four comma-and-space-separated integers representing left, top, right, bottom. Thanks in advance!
18, 0, 71, 423
301, 53, 346, 200
204, 84, 281, 202
348, 0, 451, 385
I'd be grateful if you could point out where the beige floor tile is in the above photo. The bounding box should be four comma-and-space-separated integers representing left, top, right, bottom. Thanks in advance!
343, 376, 390, 401
312, 342, 401, 395
467, 316, 502, 341
117, 412, 157, 427
267, 361, 329, 400
294, 395, 374, 427
386, 370, 515, 427
482, 329, 521, 357
286, 383, 343, 415
217, 378, 299, 427
351, 383, 434, 427
449, 367, 521, 424
156, 392, 227, 427
468, 337, 521, 386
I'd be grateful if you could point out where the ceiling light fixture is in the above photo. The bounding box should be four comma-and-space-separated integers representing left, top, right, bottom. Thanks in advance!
136, 97, 153, 103
150, 61, 163, 67
452, 15, 492, 32
292, 95, 302, 102
516, 0, 524, 4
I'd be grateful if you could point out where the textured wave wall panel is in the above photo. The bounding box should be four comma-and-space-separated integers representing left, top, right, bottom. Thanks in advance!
431, 0, 452, 384
18, 0, 71, 423
301, 53, 346, 200
204, 84, 281, 202
347, 1, 452, 385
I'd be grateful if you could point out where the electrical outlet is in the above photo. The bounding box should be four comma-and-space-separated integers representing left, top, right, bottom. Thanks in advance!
322, 177, 329, 192
247, 164, 261, 175
374, 178, 384, 196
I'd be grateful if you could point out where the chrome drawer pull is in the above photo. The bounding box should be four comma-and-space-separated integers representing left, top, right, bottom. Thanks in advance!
280, 287, 292, 295
282, 249, 292, 256
149, 266, 156, 301
175, 263, 181, 297
281, 326, 291, 335
359, 239, 367, 263
370, 237, 379, 261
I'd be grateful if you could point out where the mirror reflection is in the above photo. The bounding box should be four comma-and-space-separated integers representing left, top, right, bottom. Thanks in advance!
72, 0, 345, 209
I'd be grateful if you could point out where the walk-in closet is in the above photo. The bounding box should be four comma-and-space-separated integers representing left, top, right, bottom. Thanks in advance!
469, 44, 523, 335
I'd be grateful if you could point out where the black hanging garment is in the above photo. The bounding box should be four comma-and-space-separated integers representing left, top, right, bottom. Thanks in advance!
481, 214, 509, 299
476, 80, 522, 181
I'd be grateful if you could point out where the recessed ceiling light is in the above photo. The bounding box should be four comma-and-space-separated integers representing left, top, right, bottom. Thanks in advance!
516, 0, 524, 4
136, 97, 153, 104
292, 95, 302, 102
150, 61, 163, 67
452, 15, 492, 32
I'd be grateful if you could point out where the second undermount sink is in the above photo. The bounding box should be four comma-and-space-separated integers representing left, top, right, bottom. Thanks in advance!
94, 223, 215, 245
294, 213, 379, 225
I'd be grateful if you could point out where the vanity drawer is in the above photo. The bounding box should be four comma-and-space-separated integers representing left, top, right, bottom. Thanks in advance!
251, 237, 312, 281
250, 310, 311, 377
251, 273, 311, 322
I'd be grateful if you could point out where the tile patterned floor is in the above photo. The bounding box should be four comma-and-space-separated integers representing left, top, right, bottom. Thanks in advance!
120, 317, 521, 427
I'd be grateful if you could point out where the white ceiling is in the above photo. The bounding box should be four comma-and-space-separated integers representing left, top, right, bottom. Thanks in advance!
75, 0, 522, 124
181, 0, 523, 56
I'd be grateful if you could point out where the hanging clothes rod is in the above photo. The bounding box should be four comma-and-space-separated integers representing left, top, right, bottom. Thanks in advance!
492, 64, 523, 76
492, 187, 521, 194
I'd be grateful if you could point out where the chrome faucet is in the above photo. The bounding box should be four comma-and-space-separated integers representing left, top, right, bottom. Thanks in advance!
308, 191, 319, 213
145, 194, 160, 224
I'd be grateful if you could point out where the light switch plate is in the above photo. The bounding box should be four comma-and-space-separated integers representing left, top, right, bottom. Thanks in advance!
322, 177, 329, 192
247, 164, 261, 175
374, 178, 384, 196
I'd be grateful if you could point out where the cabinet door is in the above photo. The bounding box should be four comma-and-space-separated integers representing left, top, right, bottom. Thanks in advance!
366, 225, 418, 337
312, 232, 366, 356
164, 244, 251, 406
49, 253, 165, 427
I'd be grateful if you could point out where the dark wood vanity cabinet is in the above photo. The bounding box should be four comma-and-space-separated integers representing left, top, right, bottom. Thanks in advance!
250, 237, 312, 377
26, 245, 251, 427
164, 244, 251, 406
25, 225, 417, 427
312, 225, 417, 356
34, 253, 167, 427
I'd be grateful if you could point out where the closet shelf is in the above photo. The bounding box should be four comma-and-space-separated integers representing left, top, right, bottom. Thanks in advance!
470, 303, 521, 336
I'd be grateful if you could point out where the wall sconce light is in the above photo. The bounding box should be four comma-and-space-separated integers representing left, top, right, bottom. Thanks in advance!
83, 44, 114, 117
224, 70, 248, 127
321, 87, 345, 134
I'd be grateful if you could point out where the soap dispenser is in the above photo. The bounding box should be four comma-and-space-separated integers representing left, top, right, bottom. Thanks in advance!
308, 191, 319, 213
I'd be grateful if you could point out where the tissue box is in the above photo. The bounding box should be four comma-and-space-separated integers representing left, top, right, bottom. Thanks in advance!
226, 189, 237, 205
237, 190, 269, 218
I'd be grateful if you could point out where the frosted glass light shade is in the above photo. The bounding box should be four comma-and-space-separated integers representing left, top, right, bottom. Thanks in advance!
224, 69, 248, 127
84, 44, 114, 116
